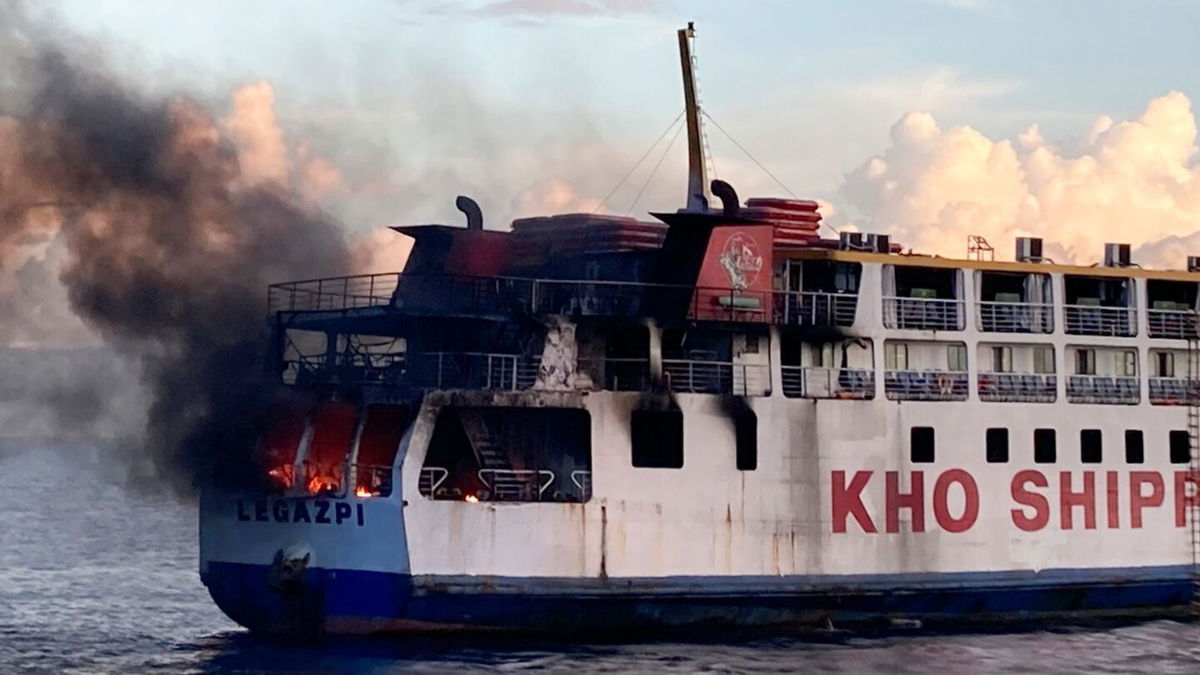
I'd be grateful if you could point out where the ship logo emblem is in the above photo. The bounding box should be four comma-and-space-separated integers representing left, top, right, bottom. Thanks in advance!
718, 232, 763, 290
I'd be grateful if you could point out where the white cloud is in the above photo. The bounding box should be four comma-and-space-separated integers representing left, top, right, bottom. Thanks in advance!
837, 91, 1200, 268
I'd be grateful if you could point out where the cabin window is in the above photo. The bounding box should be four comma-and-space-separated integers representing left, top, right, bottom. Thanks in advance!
1080, 429, 1102, 464
885, 342, 909, 371
421, 407, 592, 502
911, 426, 935, 463
1075, 349, 1096, 376
986, 428, 1009, 463
991, 346, 1013, 373
1033, 346, 1055, 374
947, 344, 968, 371
1170, 430, 1191, 464
1124, 430, 1144, 464
1114, 351, 1137, 377
632, 409, 684, 468
1034, 428, 1057, 463
1156, 352, 1176, 378
735, 411, 757, 471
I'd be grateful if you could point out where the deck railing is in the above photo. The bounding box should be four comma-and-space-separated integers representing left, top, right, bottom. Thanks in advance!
976, 301, 1054, 333
662, 359, 770, 396
780, 366, 875, 399
882, 297, 964, 331
1063, 305, 1136, 336
1066, 374, 1139, 404
269, 273, 400, 313
477, 469, 556, 501
884, 370, 969, 401
413, 352, 540, 391
575, 358, 652, 392
977, 373, 1056, 402
774, 291, 857, 327
1147, 309, 1198, 339
1149, 377, 1200, 405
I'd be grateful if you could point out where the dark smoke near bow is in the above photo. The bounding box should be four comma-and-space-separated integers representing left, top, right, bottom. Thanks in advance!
0, 6, 351, 494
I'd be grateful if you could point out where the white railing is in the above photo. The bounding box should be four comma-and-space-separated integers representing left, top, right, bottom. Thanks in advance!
884, 370, 969, 401
1147, 309, 1198, 339
1149, 377, 1200, 405
662, 359, 770, 396
269, 273, 400, 312
774, 291, 857, 327
418, 466, 449, 497
977, 373, 1056, 403
417, 352, 540, 391
780, 366, 874, 399
883, 297, 964, 331
1066, 374, 1139, 404
575, 358, 651, 392
976, 301, 1055, 333
570, 470, 592, 499
477, 469, 556, 501
1063, 305, 1136, 336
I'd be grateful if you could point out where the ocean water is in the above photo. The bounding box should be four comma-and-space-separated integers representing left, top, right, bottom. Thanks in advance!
3, 441, 1200, 674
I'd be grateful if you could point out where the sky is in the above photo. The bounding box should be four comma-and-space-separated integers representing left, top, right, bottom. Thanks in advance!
26, 0, 1200, 264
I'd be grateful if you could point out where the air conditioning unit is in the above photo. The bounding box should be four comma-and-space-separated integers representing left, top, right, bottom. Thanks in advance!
1015, 237, 1043, 262
838, 232, 864, 251
1188, 256, 1200, 273
1104, 243, 1131, 267
864, 233, 891, 253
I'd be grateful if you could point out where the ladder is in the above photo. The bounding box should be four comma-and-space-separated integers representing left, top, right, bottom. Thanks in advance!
1188, 331, 1200, 615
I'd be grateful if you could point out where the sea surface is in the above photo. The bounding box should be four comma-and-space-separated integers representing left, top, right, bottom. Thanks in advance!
3, 441, 1200, 674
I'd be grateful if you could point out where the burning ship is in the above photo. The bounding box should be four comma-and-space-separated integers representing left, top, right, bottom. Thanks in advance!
199, 25, 1200, 635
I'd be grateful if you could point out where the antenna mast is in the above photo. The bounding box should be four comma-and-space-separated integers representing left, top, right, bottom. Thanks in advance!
678, 22, 708, 213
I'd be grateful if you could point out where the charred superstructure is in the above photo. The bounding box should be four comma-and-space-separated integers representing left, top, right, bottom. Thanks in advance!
199, 26, 1200, 635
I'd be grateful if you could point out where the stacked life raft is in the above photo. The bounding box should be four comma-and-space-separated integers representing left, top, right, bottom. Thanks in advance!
740, 197, 903, 253
510, 214, 668, 267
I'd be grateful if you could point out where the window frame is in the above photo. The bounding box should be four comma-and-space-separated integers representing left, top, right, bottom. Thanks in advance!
631, 409, 684, 469
1124, 429, 1145, 464
986, 427, 1009, 463
911, 426, 935, 463
1034, 428, 1057, 463
1080, 428, 1103, 464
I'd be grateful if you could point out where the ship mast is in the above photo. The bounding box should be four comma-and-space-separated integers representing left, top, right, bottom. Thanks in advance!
678, 22, 708, 213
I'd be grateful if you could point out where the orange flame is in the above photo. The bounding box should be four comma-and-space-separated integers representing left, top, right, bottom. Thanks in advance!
355, 486, 376, 498
306, 474, 339, 495
267, 466, 294, 488
464, 494, 479, 503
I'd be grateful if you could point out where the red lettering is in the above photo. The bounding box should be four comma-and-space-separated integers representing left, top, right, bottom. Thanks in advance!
1129, 472, 1164, 529
1106, 471, 1119, 529
832, 470, 876, 533
933, 469, 978, 533
1011, 470, 1049, 531
1060, 471, 1096, 530
886, 471, 925, 533
1174, 470, 1200, 527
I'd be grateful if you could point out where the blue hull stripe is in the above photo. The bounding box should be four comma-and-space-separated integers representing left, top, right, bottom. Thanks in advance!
203, 563, 1193, 632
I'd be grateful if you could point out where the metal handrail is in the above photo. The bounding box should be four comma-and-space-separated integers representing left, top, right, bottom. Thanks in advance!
1149, 377, 1200, 405
1066, 374, 1140, 404
976, 301, 1055, 333
1063, 304, 1136, 336
780, 366, 874, 399
884, 369, 969, 401
477, 469, 556, 501
662, 359, 770, 396
977, 372, 1056, 402
883, 296, 965, 330
418, 466, 449, 497
417, 352, 540, 391
774, 290, 858, 327
575, 358, 651, 391
1148, 309, 1199, 339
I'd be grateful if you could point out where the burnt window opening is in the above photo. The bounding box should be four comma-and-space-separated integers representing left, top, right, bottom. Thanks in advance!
353, 404, 410, 498
420, 407, 592, 502
786, 260, 862, 294
1124, 430, 1145, 465
986, 428, 1009, 463
575, 324, 650, 392
1081, 429, 1103, 464
1034, 428, 1057, 464
911, 427, 935, 463
892, 266, 959, 300
735, 411, 757, 471
1170, 430, 1192, 464
631, 409, 684, 469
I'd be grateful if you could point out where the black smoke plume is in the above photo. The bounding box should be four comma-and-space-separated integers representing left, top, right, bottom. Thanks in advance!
0, 5, 350, 494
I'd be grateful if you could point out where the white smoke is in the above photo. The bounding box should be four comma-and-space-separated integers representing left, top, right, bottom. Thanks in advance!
838, 91, 1200, 268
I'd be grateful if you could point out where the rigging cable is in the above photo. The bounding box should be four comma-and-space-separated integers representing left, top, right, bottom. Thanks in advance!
593, 110, 685, 214
626, 116, 686, 216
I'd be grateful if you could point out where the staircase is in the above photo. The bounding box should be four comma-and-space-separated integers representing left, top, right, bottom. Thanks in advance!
1188, 333, 1200, 615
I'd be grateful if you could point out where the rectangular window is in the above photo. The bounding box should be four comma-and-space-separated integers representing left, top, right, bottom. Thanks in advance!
1170, 430, 1191, 464
1075, 349, 1095, 375
986, 428, 1009, 463
1081, 429, 1102, 464
911, 426, 935, 463
631, 409, 683, 468
991, 346, 1013, 373
885, 342, 909, 371
736, 411, 757, 471
948, 344, 968, 371
1034, 428, 1057, 463
1156, 352, 1175, 378
1115, 351, 1137, 377
1125, 429, 1144, 464
1033, 345, 1055, 374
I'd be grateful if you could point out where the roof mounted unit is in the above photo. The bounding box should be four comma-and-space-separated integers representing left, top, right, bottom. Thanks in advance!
864, 233, 890, 254
1015, 237, 1043, 262
1103, 243, 1132, 268
1188, 256, 1200, 273
839, 232, 864, 251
